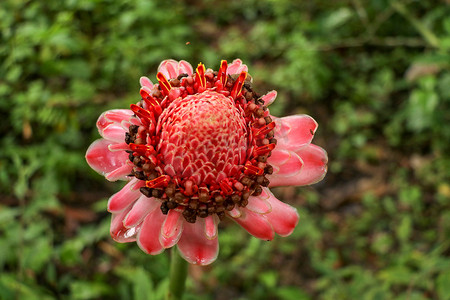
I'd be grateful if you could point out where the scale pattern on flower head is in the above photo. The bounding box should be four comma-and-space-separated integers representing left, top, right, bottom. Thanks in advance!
86, 59, 328, 265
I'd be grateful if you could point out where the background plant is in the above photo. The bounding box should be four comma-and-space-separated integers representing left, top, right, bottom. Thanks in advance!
1, 0, 449, 299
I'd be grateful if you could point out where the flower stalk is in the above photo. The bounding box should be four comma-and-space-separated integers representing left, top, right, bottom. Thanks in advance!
166, 249, 189, 300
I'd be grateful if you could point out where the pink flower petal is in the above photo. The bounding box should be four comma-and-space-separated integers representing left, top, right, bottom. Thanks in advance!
267, 149, 304, 177
227, 59, 248, 74
268, 144, 327, 187
139, 76, 153, 88
177, 220, 219, 265
85, 139, 130, 179
274, 115, 318, 150
227, 207, 242, 218
111, 206, 139, 243
204, 215, 219, 240
140, 85, 153, 96
137, 209, 166, 255
105, 163, 133, 181
107, 178, 145, 212
178, 60, 193, 75
108, 142, 130, 152
291, 144, 328, 186
262, 188, 299, 236
160, 209, 184, 248
261, 90, 277, 107
123, 195, 160, 228
246, 189, 272, 214
232, 209, 274, 241
158, 59, 179, 79
101, 124, 127, 143
97, 109, 133, 133
157, 59, 193, 79
236, 64, 248, 74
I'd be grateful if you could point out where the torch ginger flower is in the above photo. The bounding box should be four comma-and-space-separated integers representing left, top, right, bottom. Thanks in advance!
86, 59, 327, 265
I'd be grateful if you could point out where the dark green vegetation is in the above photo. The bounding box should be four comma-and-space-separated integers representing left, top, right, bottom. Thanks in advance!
1, 0, 449, 299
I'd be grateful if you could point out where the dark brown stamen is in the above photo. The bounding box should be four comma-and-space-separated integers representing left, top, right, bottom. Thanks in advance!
140, 187, 152, 197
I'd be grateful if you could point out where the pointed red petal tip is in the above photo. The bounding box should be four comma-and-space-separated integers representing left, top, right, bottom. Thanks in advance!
254, 143, 276, 156
140, 88, 162, 116
129, 143, 154, 156
146, 175, 170, 188
156, 72, 172, 96
243, 163, 264, 176
130, 105, 153, 128
219, 60, 228, 85
254, 122, 276, 137
195, 63, 206, 88
230, 71, 247, 99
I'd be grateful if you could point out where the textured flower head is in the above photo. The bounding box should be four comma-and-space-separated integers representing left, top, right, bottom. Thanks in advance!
86, 59, 327, 265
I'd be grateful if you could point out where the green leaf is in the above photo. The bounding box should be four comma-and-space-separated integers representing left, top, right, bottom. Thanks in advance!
276, 286, 311, 300
378, 265, 413, 285
0, 274, 53, 300
116, 267, 154, 300
322, 7, 354, 30
70, 281, 112, 300
397, 216, 412, 243
258, 271, 278, 289
437, 269, 450, 300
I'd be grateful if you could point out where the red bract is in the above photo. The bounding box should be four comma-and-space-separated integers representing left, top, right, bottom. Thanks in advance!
86, 59, 328, 265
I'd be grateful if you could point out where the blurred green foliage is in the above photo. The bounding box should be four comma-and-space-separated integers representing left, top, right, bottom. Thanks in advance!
1, 0, 450, 299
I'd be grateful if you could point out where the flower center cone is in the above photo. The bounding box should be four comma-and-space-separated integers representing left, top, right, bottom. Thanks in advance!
158, 90, 248, 186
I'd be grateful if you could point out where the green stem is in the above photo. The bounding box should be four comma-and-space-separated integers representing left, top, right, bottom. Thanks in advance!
166, 248, 189, 300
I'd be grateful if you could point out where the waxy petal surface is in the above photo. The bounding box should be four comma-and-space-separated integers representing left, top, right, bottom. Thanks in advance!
268, 144, 327, 187
137, 209, 166, 255
233, 209, 274, 241
139, 76, 154, 88
101, 124, 127, 143
291, 144, 328, 186
123, 195, 160, 228
97, 109, 133, 133
105, 163, 133, 181
246, 189, 272, 214
261, 90, 277, 107
177, 220, 219, 265
263, 188, 299, 236
107, 178, 144, 212
274, 115, 318, 150
267, 149, 304, 177
111, 206, 138, 243
85, 139, 129, 180
204, 215, 219, 240
160, 209, 184, 248
158, 59, 193, 79
227, 59, 248, 74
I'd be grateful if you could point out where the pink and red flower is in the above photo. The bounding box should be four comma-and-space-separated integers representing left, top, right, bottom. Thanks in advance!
86, 59, 327, 265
